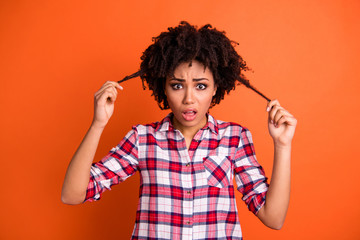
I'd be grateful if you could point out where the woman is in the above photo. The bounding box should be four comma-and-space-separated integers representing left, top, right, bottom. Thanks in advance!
61, 21, 297, 239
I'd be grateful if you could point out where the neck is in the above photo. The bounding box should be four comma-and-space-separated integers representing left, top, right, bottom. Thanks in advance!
172, 114, 207, 139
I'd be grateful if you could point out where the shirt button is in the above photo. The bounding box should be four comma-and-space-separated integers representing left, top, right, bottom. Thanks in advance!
186, 221, 190, 224
186, 163, 190, 167
187, 191, 191, 195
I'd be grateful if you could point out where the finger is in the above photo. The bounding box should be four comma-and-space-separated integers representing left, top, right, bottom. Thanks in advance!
97, 81, 113, 92
266, 99, 280, 112
107, 81, 123, 91
273, 109, 284, 125
105, 81, 123, 91
97, 81, 122, 94
273, 108, 291, 124
116, 82, 123, 91
107, 92, 117, 103
274, 111, 291, 127
106, 82, 121, 96
95, 83, 110, 98
96, 84, 118, 99
268, 105, 283, 124
277, 115, 297, 127
106, 90, 117, 103
96, 87, 117, 104
99, 90, 116, 104
110, 85, 118, 98
105, 87, 118, 102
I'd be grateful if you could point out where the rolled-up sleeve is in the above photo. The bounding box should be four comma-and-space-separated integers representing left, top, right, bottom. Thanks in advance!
234, 128, 269, 215
85, 128, 139, 202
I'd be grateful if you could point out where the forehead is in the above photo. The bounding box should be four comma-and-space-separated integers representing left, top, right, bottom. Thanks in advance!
172, 60, 213, 79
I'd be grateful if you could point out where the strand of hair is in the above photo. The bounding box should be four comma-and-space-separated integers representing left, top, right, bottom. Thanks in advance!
246, 84, 271, 102
117, 70, 270, 102
117, 71, 142, 84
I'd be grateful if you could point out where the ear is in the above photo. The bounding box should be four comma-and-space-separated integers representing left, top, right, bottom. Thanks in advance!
213, 86, 217, 97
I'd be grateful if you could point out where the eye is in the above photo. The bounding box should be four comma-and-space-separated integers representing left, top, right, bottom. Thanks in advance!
196, 83, 207, 90
171, 83, 182, 90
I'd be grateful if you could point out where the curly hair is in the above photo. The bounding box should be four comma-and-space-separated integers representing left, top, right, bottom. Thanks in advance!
119, 21, 269, 109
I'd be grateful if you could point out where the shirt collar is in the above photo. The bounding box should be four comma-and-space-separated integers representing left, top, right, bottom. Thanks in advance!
157, 113, 173, 132
157, 112, 218, 135
206, 113, 218, 134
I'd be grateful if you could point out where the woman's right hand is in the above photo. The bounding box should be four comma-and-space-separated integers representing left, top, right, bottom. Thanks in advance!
92, 81, 123, 129
62, 80, 122, 204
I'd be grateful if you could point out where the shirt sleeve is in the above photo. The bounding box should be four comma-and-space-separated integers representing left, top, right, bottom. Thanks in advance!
233, 128, 269, 215
84, 127, 139, 202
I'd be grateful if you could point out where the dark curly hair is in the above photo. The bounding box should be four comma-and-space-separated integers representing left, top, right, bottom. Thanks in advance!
119, 21, 269, 109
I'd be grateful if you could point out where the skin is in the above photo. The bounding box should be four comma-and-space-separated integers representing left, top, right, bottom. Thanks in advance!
165, 60, 217, 149
61, 81, 123, 204
61, 60, 297, 231
256, 99, 297, 229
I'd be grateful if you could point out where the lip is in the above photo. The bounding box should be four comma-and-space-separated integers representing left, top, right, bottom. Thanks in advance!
181, 108, 197, 121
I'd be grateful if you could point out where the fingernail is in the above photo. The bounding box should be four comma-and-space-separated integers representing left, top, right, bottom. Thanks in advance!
266, 107, 270, 112
271, 120, 274, 124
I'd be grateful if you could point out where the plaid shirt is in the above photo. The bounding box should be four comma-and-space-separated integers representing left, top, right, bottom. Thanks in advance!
85, 113, 268, 240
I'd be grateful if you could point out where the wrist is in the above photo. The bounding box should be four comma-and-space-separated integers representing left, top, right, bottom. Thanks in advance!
90, 121, 106, 132
273, 141, 292, 151
273, 142, 292, 165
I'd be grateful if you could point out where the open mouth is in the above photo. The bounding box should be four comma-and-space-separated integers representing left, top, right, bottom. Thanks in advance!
182, 110, 197, 121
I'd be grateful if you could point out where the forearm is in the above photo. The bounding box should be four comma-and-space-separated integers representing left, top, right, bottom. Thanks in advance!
61, 124, 104, 204
257, 144, 291, 229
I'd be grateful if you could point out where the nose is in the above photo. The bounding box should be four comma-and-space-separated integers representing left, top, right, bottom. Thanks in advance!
183, 87, 195, 105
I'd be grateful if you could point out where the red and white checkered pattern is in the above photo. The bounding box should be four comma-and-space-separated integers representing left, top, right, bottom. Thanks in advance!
85, 113, 268, 239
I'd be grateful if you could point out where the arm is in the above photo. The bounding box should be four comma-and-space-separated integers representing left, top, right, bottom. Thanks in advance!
256, 99, 297, 229
61, 81, 123, 205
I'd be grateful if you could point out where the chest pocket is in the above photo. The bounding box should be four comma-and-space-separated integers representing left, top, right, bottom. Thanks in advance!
203, 155, 233, 188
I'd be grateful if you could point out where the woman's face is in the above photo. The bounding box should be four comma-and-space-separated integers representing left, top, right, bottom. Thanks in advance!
165, 60, 217, 134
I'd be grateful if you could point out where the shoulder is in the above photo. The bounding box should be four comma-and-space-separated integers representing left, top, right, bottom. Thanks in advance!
132, 115, 169, 135
215, 118, 250, 135
132, 121, 159, 135
213, 117, 254, 145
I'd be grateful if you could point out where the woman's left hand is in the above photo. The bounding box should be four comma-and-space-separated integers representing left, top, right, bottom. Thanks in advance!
267, 99, 297, 147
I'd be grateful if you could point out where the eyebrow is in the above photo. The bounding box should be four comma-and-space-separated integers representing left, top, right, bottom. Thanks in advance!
170, 78, 209, 82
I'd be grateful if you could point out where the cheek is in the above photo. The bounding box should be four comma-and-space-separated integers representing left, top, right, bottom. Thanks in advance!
165, 92, 180, 108
199, 92, 215, 106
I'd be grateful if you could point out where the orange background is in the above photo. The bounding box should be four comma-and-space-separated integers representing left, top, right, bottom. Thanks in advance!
1, 0, 359, 239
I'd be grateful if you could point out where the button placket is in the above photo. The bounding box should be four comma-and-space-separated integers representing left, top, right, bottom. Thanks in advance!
175, 129, 195, 233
